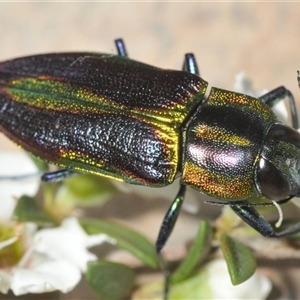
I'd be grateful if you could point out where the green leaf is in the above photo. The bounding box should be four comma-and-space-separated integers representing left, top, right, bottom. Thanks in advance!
220, 234, 256, 285
171, 220, 212, 283
86, 261, 135, 300
13, 195, 54, 225
169, 264, 213, 299
134, 257, 270, 299
133, 260, 214, 299
55, 174, 118, 207
81, 218, 158, 268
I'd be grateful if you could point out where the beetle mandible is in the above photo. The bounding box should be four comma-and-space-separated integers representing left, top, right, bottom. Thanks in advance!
1, 39, 300, 265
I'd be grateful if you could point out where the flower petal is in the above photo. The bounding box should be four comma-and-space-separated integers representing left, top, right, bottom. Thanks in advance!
11, 259, 80, 295
0, 152, 39, 222
234, 72, 289, 125
34, 217, 113, 272
207, 259, 271, 299
234, 72, 268, 98
0, 270, 12, 294
271, 100, 289, 125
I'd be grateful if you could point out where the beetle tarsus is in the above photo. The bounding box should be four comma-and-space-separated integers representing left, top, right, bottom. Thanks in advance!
157, 253, 170, 300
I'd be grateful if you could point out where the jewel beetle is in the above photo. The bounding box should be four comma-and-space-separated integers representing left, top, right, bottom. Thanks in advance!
1, 39, 300, 289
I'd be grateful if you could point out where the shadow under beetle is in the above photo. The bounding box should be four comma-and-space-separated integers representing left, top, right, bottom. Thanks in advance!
1, 39, 300, 295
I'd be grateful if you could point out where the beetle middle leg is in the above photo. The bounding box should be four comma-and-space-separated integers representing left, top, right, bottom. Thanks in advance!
259, 86, 299, 129
230, 200, 300, 237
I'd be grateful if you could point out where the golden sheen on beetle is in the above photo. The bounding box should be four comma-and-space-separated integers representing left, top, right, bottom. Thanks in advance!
1, 39, 300, 298
182, 88, 277, 200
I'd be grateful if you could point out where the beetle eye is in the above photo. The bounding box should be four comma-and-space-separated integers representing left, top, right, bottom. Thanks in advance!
257, 158, 291, 200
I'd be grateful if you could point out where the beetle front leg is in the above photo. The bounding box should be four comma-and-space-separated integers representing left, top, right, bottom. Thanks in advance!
230, 201, 300, 237
259, 86, 299, 129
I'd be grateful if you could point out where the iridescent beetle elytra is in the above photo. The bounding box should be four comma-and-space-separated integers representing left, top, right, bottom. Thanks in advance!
1, 39, 300, 296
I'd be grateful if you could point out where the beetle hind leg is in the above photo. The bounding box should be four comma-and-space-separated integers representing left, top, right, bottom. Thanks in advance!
259, 86, 299, 129
230, 200, 300, 237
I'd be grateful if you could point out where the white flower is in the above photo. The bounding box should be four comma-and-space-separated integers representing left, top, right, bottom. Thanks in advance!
10, 257, 80, 295
0, 215, 114, 296
9, 217, 114, 296
164, 258, 271, 299
234, 72, 268, 98
0, 152, 40, 223
207, 259, 271, 299
0, 151, 115, 295
33, 217, 110, 273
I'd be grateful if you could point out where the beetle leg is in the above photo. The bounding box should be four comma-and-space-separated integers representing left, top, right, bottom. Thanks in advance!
156, 184, 186, 299
0, 172, 40, 180
205, 196, 292, 207
114, 39, 128, 57
182, 53, 199, 76
41, 169, 79, 182
156, 184, 186, 252
259, 86, 299, 129
230, 200, 300, 237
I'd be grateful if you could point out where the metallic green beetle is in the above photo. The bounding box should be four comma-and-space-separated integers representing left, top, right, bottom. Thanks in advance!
0, 39, 300, 255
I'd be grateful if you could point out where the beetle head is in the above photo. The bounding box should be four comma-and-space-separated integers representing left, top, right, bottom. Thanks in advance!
256, 123, 300, 200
